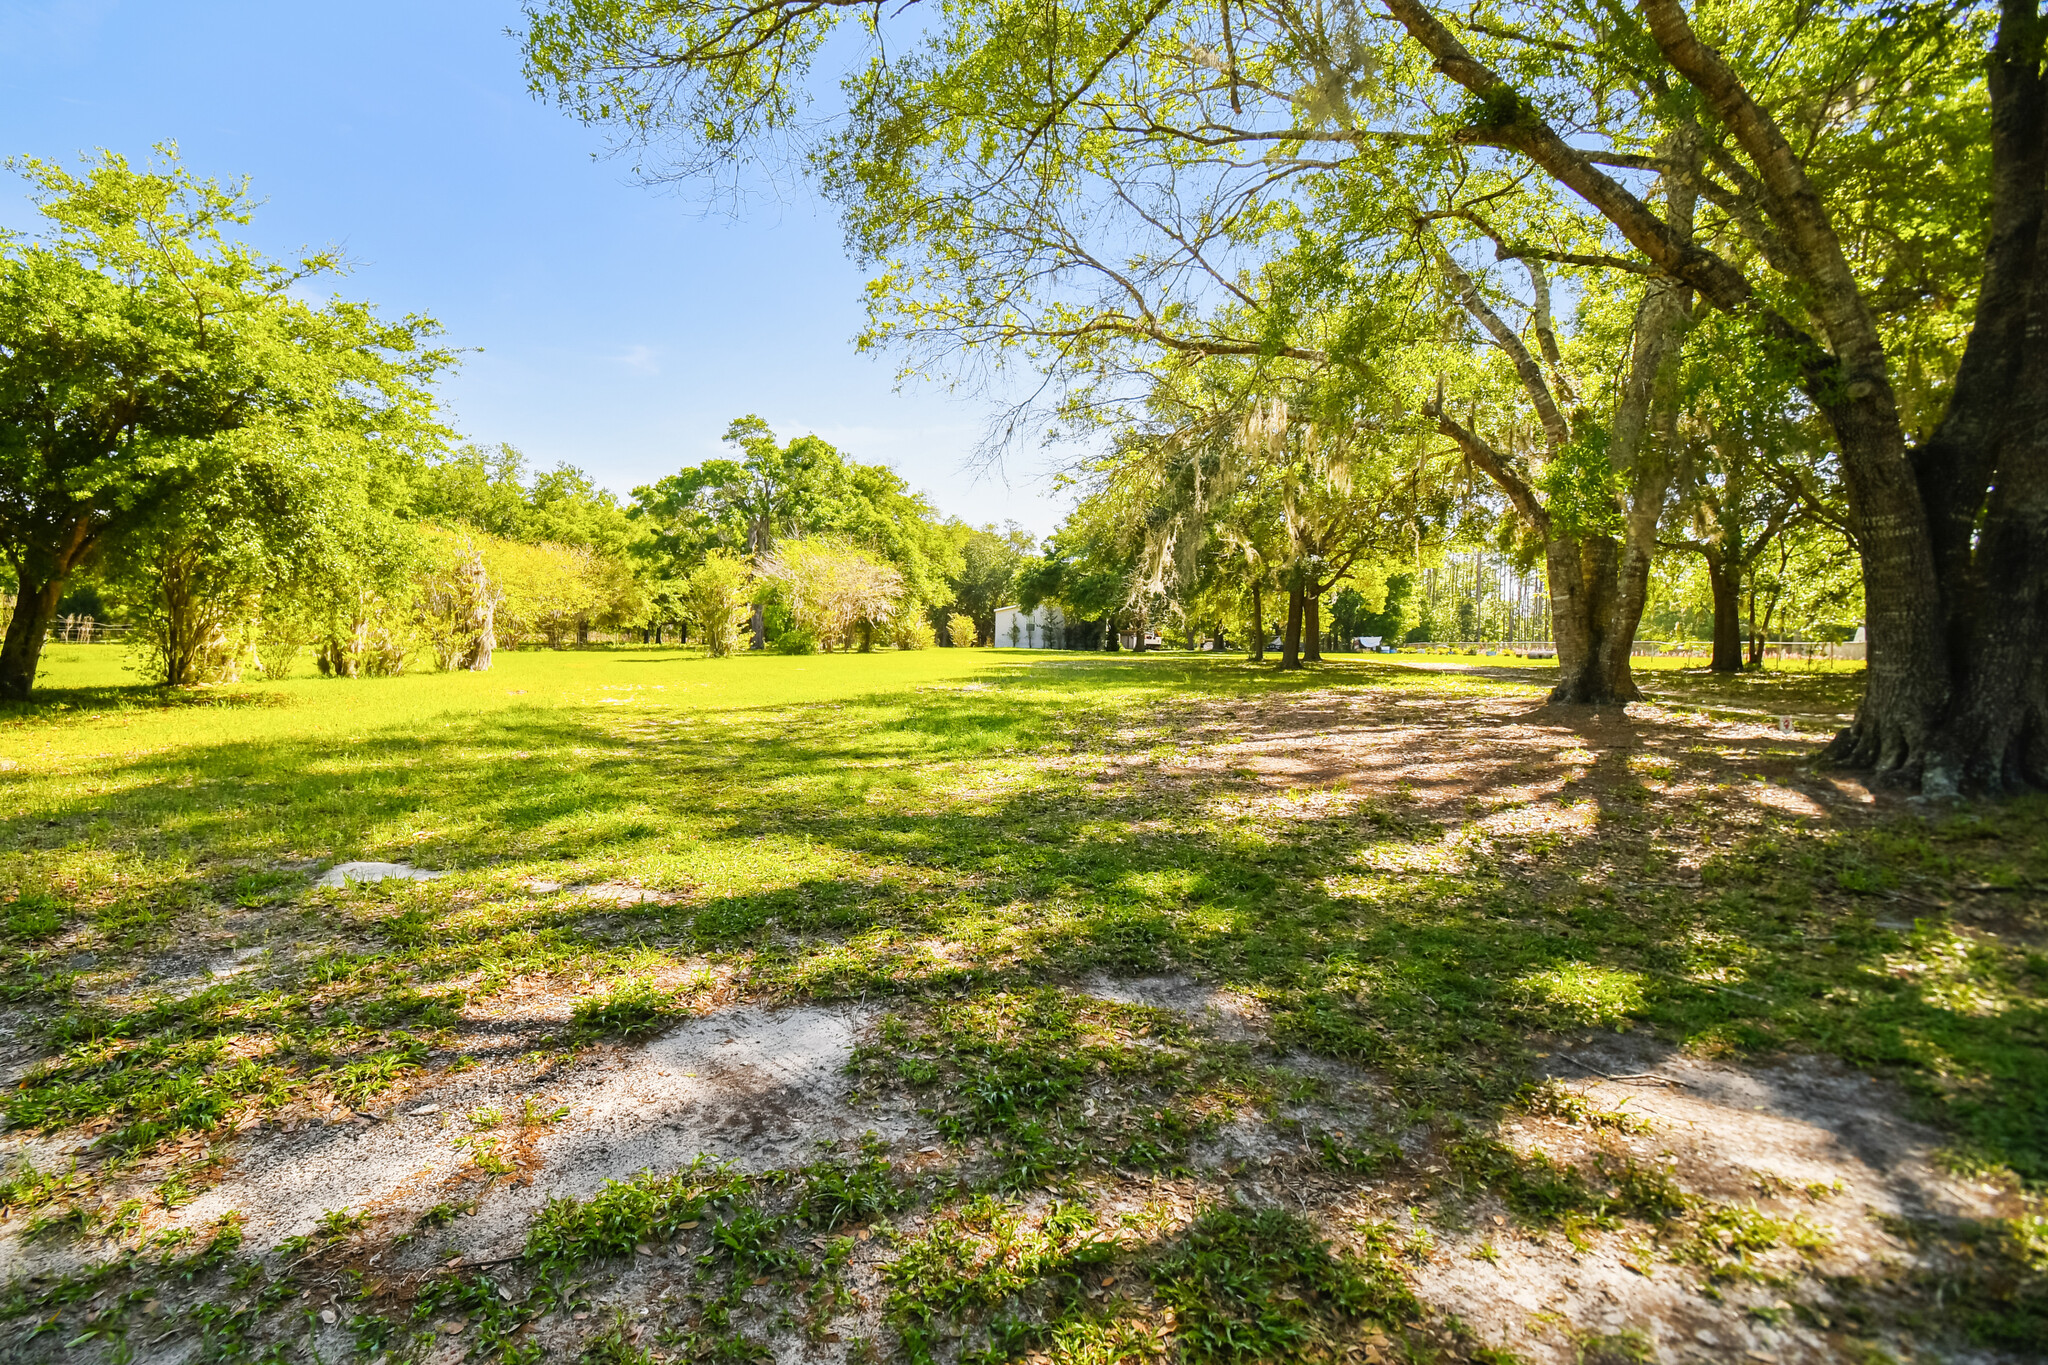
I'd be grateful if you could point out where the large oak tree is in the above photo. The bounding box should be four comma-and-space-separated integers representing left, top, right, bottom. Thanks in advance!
526, 0, 2041, 791
0, 150, 448, 700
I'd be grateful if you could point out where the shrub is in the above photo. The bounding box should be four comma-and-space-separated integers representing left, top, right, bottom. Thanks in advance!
945, 612, 977, 647
888, 597, 936, 649
756, 538, 903, 652
677, 552, 752, 657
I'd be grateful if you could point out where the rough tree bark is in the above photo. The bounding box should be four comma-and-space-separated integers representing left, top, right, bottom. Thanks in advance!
1704, 549, 1743, 672
0, 575, 66, 702
1249, 578, 1265, 660
1281, 573, 1304, 669
0, 513, 98, 702
1423, 178, 1694, 705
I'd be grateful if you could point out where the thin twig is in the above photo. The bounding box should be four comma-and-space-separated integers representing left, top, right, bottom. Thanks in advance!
441, 1254, 526, 1273
1552, 1054, 1692, 1088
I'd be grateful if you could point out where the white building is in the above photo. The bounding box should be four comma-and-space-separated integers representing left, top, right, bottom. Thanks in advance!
992, 603, 1066, 649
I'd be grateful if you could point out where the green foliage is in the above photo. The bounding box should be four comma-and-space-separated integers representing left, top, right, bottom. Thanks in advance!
677, 552, 753, 657
569, 977, 684, 1042
2, 891, 62, 941
881, 1195, 1116, 1360
795, 1137, 910, 1229
1150, 1207, 1418, 1363
853, 988, 1264, 1185
524, 1157, 746, 1271
0, 146, 451, 699
631, 415, 960, 620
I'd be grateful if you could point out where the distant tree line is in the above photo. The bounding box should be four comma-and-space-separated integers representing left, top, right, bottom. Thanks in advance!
0, 151, 1042, 698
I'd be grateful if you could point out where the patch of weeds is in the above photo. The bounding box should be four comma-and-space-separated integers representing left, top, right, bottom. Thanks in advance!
882, 1194, 1115, 1364
524, 1156, 746, 1272
1751, 1169, 1843, 1202
414, 1269, 534, 1361
569, 977, 683, 1042
578, 1308, 661, 1363
1675, 1204, 1830, 1283
1445, 1135, 1692, 1230
1518, 1080, 1653, 1135
1309, 1127, 1400, 1174
456, 1133, 517, 1179
2, 891, 63, 941
5, 988, 298, 1153
315, 1206, 368, 1239
705, 1205, 801, 1278
0, 1252, 134, 1324
417, 1198, 479, 1229
1571, 1327, 1655, 1364
187, 1273, 295, 1362
1879, 1211, 2048, 1349
325, 1033, 429, 1105
1151, 1206, 1419, 1363
853, 988, 1264, 1185
795, 1135, 910, 1229
519, 1095, 569, 1126
228, 870, 303, 908
278, 1205, 366, 1262
0, 1157, 87, 1216
155, 1164, 200, 1210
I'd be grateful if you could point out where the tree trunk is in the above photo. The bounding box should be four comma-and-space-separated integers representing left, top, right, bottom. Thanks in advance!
1304, 586, 1322, 662
1280, 575, 1303, 669
1702, 548, 1743, 672
0, 576, 65, 701
1249, 579, 1264, 660
1545, 535, 1640, 703
749, 604, 766, 650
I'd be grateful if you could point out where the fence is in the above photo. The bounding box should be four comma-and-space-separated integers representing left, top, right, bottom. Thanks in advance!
0, 597, 135, 643
1397, 638, 1864, 664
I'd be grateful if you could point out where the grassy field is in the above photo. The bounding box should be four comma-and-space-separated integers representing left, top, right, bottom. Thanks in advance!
1, 645, 2042, 1364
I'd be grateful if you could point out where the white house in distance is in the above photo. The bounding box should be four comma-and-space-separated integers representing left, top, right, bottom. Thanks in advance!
992, 603, 1065, 648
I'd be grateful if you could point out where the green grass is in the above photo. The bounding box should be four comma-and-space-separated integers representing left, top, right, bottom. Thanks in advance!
2, 642, 2044, 1360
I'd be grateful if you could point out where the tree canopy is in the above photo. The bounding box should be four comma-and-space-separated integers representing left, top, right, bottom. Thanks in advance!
526, 0, 2046, 793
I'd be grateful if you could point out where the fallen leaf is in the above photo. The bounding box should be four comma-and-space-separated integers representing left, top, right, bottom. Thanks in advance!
319, 1309, 337, 1325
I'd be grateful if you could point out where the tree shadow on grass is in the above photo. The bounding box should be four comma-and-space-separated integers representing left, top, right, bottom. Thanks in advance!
2, 662, 2042, 1195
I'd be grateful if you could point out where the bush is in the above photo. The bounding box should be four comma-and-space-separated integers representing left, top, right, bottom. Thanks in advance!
945, 612, 977, 647
771, 628, 817, 655
678, 552, 752, 657
889, 599, 936, 650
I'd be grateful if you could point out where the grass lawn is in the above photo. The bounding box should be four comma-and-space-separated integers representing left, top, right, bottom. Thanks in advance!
1, 645, 2042, 1364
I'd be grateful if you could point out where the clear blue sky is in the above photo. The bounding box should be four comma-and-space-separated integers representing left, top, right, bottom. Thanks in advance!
0, 0, 1073, 535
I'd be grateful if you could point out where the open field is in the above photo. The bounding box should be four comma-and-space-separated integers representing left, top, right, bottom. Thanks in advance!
2, 647, 2043, 1365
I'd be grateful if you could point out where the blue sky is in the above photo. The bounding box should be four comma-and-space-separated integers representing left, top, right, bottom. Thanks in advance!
0, 0, 1073, 535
